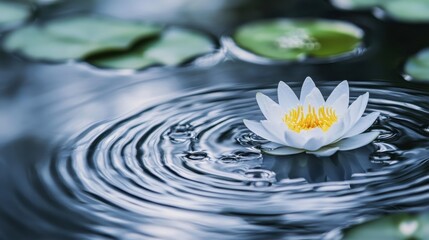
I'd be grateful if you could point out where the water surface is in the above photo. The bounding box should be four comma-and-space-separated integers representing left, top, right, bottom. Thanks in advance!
3, 81, 429, 239
2, 0, 429, 239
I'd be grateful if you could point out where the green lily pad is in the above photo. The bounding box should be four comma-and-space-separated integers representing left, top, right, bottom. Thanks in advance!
404, 48, 429, 81
45, 16, 160, 47
232, 19, 363, 61
330, 0, 382, 9
4, 16, 162, 61
144, 28, 215, 65
88, 43, 159, 70
4, 26, 108, 60
383, 0, 429, 23
331, 0, 429, 23
88, 28, 215, 69
343, 213, 429, 240
0, 1, 31, 27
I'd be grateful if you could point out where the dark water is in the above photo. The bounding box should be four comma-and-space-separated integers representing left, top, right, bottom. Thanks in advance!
2, 0, 429, 240
3, 80, 429, 239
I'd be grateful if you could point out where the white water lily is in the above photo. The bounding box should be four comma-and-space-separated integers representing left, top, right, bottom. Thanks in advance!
243, 77, 380, 157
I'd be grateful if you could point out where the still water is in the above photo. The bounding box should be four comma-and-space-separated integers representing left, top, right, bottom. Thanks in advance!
1, 0, 429, 239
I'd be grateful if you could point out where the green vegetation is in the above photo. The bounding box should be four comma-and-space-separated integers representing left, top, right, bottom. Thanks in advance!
331, 0, 429, 22
233, 19, 363, 61
89, 28, 215, 69
0, 1, 31, 27
405, 48, 429, 81
344, 212, 429, 240
4, 15, 215, 69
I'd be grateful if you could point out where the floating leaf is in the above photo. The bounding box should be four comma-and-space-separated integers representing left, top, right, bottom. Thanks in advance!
404, 48, 429, 81
88, 28, 215, 69
232, 19, 363, 61
383, 0, 429, 23
330, 0, 381, 9
4, 16, 162, 61
4, 26, 107, 60
331, 0, 429, 23
343, 213, 429, 240
0, 1, 31, 27
144, 28, 215, 65
45, 16, 161, 48
88, 43, 158, 70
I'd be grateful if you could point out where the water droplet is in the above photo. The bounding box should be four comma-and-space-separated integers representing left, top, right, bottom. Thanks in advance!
244, 169, 275, 180
236, 133, 268, 147
249, 181, 272, 187
168, 123, 195, 143
183, 151, 209, 161
378, 114, 391, 122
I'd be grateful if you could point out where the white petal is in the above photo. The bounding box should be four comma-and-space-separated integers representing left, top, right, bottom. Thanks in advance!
260, 109, 308, 149
338, 109, 352, 137
263, 146, 304, 156
284, 128, 309, 149
326, 80, 349, 106
343, 112, 380, 138
261, 120, 288, 145
256, 92, 284, 122
307, 146, 340, 157
243, 119, 284, 145
300, 76, 316, 101
303, 88, 325, 110
302, 128, 325, 151
331, 94, 349, 116
348, 92, 369, 127
332, 131, 379, 151
324, 118, 346, 144
278, 81, 299, 111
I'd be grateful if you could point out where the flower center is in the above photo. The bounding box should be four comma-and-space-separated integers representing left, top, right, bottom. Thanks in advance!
283, 105, 338, 132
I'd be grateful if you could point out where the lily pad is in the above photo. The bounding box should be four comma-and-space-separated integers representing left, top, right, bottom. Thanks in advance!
383, 0, 429, 23
4, 26, 109, 60
232, 19, 363, 61
330, 0, 381, 9
45, 16, 161, 47
331, 0, 429, 23
88, 43, 159, 70
0, 1, 31, 27
343, 213, 429, 240
404, 48, 429, 81
3, 16, 162, 61
88, 28, 215, 69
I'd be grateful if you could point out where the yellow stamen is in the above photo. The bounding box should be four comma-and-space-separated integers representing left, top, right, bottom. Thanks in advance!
283, 105, 338, 132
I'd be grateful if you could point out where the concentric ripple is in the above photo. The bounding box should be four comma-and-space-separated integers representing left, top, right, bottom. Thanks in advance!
31, 82, 429, 239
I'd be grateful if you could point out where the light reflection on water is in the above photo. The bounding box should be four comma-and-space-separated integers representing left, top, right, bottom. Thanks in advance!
3, 82, 426, 239
1, 0, 429, 239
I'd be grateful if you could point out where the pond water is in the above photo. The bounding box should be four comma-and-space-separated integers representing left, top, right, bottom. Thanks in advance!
1, 0, 429, 239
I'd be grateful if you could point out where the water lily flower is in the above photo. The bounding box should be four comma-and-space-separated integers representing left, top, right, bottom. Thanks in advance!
243, 77, 380, 157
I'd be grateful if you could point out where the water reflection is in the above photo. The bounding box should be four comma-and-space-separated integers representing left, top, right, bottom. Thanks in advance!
263, 146, 383, 183
1, 0, 429, 239
13, 82, 424, 239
